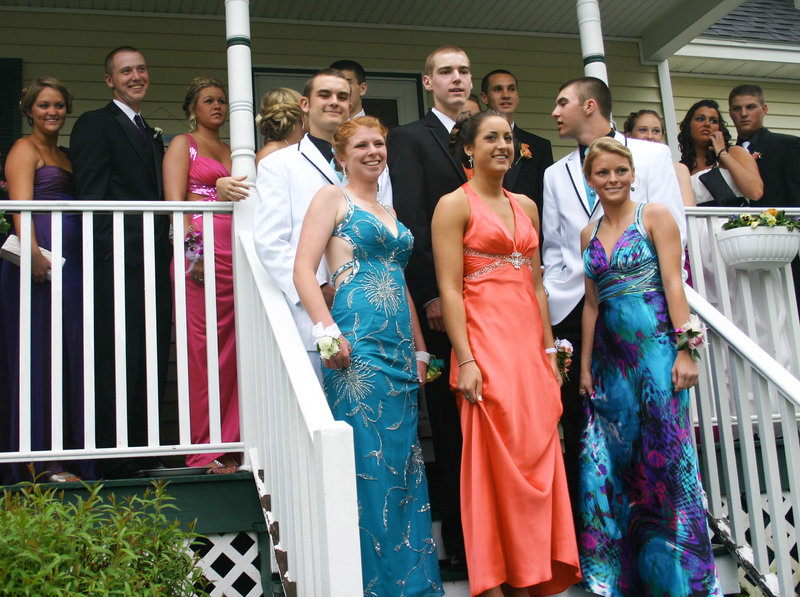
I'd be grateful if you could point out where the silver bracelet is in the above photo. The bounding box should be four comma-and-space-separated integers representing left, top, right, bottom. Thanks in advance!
544, 347, 557, 354
415, 351, 430, 365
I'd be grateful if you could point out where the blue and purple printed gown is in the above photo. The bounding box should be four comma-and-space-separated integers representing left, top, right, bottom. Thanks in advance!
579, 203, 721, 597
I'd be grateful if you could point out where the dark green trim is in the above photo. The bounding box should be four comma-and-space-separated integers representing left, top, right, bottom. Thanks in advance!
227, 36, 251, 48
583, 54, 606, 66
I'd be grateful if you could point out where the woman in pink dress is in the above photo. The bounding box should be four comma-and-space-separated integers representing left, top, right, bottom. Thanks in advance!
163, 76, 248, 473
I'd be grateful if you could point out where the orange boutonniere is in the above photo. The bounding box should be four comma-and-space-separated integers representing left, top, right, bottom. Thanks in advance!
514, 142, 532, 166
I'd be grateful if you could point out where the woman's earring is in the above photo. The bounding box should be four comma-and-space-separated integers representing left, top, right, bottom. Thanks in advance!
467, 155, 473, 168
630, 180, 636, 192
189, 115, 197, 131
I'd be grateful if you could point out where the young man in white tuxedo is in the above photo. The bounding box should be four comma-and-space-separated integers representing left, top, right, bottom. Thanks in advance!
541, 76, 685, 515
253, 69, 352, 376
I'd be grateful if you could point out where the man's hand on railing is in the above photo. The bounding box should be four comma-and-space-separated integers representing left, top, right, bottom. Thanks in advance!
672, 350, 699, 391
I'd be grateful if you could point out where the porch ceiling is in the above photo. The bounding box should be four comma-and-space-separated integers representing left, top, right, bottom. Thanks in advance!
4, 0, 739, 57
8, 0, 799, 79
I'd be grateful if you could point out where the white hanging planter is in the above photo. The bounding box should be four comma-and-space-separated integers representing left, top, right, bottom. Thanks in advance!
716, 226, 800, 271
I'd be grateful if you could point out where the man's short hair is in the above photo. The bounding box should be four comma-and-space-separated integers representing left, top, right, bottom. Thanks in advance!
558, 76, 612, 120
728, 84, 765, 106
104, 46, 141, 76
302, 68, 350, 99
481, 69, 517, 95
329, 60, 367, 85
424, 45, 469, 76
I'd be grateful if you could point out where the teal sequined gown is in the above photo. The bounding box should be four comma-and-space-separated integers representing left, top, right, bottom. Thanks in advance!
579, 203, 721, 597
324, 193, 442, 596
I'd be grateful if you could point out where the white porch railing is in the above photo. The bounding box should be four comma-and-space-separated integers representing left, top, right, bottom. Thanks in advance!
0, 199, 362, 596
0, 200, 242, 461
686, 207, 800, 596
233, 230, 361, 596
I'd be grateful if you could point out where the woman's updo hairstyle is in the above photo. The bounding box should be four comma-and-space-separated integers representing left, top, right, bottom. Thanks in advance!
19, 77, 73, 125
622, 109, 664, 136
332, 116, 388, 171
582, 137, 634, 179
256, 87, 303, 140
182, 75, 226, 131
450, 109, 505, 168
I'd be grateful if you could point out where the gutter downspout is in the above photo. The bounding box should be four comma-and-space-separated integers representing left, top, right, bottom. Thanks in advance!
576, 0, 609, 84
657, 59, 680, 161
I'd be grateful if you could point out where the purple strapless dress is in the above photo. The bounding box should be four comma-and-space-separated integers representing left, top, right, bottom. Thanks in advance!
0, 165, 93, 482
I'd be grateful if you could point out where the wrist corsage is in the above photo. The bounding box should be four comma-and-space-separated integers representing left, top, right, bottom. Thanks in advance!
184, 227, 203, 274
675, 314, 707, 362
425, 354, 444, 383
313, 322, 342, 359
553, 337, 573, 381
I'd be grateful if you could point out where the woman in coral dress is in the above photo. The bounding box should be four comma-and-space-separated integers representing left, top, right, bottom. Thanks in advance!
433, 111, 581, 596
163, 76, 249, 473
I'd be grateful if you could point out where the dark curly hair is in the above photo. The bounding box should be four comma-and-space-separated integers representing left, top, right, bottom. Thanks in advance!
677, 99, 731, 171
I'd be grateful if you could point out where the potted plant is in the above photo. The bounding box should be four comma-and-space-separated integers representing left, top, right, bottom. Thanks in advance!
716, 209, 800, 270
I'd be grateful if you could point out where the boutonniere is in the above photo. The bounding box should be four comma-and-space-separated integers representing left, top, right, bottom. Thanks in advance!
751, 151, 763, 160
153, 127, 163, 142
514, 142, 532, 166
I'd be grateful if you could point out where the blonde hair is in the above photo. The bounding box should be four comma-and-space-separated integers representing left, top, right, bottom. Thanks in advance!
582, 137, 634, 178
256, 87, 303, 140
424, 45, 469, 76
182, 75, 226, 131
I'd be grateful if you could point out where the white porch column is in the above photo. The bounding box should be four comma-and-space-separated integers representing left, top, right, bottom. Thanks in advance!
226, 0, 259, 472
576, 0, 609, 84
225, 0, 256, 228
657, 59, 681, 161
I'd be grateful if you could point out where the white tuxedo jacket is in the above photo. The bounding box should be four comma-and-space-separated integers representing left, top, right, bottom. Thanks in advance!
254, 134, 392, 349
542, 131, 685, 325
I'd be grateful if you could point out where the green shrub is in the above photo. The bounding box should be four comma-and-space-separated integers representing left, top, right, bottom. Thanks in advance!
0, 479, 208, 596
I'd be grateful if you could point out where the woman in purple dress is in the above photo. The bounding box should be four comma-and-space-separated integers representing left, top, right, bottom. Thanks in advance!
0, 77, 91, 483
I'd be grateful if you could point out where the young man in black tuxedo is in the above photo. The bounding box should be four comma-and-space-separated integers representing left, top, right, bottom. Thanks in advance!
728, 84, 800, 209
70, 46, 172, 474
730, 84, 800, 312
387, 45, 472, 567
481, 69, 553, 217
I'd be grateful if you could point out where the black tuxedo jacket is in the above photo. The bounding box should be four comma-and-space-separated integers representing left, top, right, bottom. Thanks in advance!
387, 110, 467, 305
738, 127, 800, 208
504, 125, 553, 216
70, 101, 168, 264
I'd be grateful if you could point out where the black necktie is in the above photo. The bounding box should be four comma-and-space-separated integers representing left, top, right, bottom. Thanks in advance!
134, 114, 149, 143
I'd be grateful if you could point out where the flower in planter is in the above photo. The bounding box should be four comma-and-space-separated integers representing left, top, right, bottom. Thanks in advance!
722, 208, 800, 232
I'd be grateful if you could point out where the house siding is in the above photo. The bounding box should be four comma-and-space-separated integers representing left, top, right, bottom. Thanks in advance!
1, 8, 667, 160
671, 74, 800, 139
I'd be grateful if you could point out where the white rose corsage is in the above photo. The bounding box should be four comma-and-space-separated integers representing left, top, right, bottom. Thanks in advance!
313, 322, 342, 359
675, 314, 707, 362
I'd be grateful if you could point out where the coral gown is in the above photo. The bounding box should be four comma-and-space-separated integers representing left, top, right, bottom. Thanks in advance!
450, 183, 581, 596
171, 134, 239, 467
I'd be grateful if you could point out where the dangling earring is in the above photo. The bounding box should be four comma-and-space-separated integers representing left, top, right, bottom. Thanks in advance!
342, 164, 348, 179
467, 155, 473, 168
189, 115, 197, 131
630, 180, 636, 192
